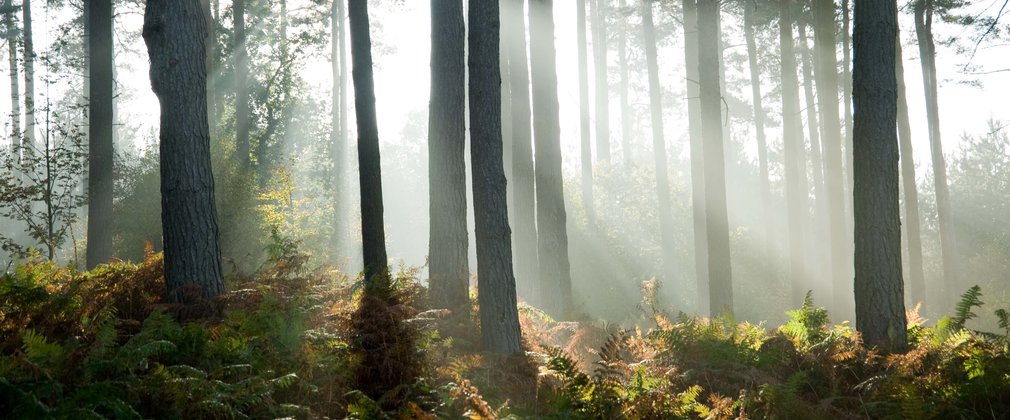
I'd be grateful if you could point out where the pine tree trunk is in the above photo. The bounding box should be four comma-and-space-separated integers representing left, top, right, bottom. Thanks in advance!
852, 0, 906, 351
590, 0, 610, 164
503, 0, 539, 301
86, 0, 114, 269
468, 0, 523, 354
348, 0, 389, 288
331, 0, 347, 260
143, 0, 224, 302
914, 0, 957, 305
617, 0, 631, 167
743, 3, 771, 255
577, 0, 595, 224
842, 0, 853, 199
798, 20, 828, 293
682, 0, 709, 313
530, 0, 574, 318
233, 0, 250, 167
201, 0, 215, 129
5, 1, 19, 153
895, 33, 926, 312
429, 0, 470, 310
21, 0, 34, 147
698, 0, 732, 317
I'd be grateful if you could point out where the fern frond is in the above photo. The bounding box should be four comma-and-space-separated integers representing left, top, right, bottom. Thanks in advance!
951, 285, 983, 331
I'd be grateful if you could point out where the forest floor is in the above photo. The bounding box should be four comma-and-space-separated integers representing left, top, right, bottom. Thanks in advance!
2, 246, 1010, 419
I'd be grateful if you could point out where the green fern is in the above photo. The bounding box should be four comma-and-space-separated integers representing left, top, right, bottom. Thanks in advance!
951, 285, 984, 331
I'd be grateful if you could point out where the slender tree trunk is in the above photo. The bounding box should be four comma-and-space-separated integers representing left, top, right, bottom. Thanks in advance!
330, 0, 345, 258
338, 0, 349, 255
812, 0, 851, 317
842, 0, 853, 198
590, 0, 610, 164
503, 0, 539, 300
21, 0, 34, 147
682, 0, 708, 313
617, 0, 631, 167
779, 0, 810, 307
86, 0, 114, 269
698, 0, 732, 317
798, 19, 828, 294
233, 0, 251, 168
852, 0, 906, 352
468, 0, 523, 354
348, 0, 389, 287
5, 1, 19, 154
743, 3, 771, 252
895, 33, 926, 312
577, 0, 595, 223
142, 0, 224, 302
530, 0, 574, 318
642, 0, 675, 287
429, 0, 470, 310
914, 0, 957, 303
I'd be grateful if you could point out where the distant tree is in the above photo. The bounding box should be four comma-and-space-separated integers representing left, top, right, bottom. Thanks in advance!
681, 0, 708, 312
698, 0, 732, 316
428, 0, 469, 310
21, 0, 35, 147
743, 1, 771, 249
852, 0, 907, 351
2, 0, 18, 149
895, 32, 926, 312
142, 0, 225, 301
348, 0, 389, 287
530, 0, 574, 317
590, 0, 610, 164
233, 0, 251, 168
577, 0, 595, 224
331, 0, 349, 259
616, 0, 631, 167
842, 0, 853, 196
86, 0, 114, 269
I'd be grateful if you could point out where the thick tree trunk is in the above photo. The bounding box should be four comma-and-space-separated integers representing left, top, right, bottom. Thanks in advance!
698, 0, 732, 317
895, 34, 926, 312
233, 0, 250, 167
530, 0, 574, 318
86, 0, 114, 269
21, 0, 34, 147
590, 0, 610, 165
682, 0, 708, 313
642, 0, 675, 288
743, 3, 771, 252
428, 0, 470, 310
503, 0, 539, 301
577, 0, 595, 223
617, 0, 631, 167
914, 0, 957, 304
852, 0, 906, 351
4, 0, 18, 150
142, 0, 224, 302
468, 0, 523, 354
779, 0, 810, 307
812, 0, 851, 317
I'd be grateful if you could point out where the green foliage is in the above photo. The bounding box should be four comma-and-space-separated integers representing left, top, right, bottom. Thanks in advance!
951, 285, 984, 331
781, 291, 830, 349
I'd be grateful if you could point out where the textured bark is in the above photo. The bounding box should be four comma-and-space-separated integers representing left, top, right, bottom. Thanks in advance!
87, 0, 114, 268
468, 0, 523, 354
4, 0, 18, 150
895, 34, 926, 312
233, 0, 250, 167
530, 0, 573, 318
914, 0, 957, 303
852, 0, 906, 351
590, 0, 610, 164
201, 0, 215, 128
21, 0, 34, 147
698, 0, 732, 317
743, 3, 771, 248
617, 0, 631, 167
812, 0, 851, 316
503, 0, 539, 299
348, 0, 389, 288
642, 0, 675, 286
577, 0, 595, 223
143, 0, 224, 301
428, 0, 470, 310
682, 0, 708, 312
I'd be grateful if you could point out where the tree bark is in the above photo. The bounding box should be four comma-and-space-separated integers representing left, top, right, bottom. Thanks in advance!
895, 33, 926, 312
468, 0, 523, 354
233, 0, 250, 168
682, 0, 708, 313
914, 0, 957, 304
577, 0, 595, 223
21, 0, 34, 147
743, 3, 771, 255
201, 0, 215, 129
143, 0, 225, 302
698, 0, 732, 317
429, 0, 470, 310
530, 0, 574, 318
348, 0, 389, 288
87, 0, 114, 269
852, 0, 906, 351
590, 0, 610, 165
617, 0, 631, 167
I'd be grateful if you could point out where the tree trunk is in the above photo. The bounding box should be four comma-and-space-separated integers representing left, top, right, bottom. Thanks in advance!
852, 0, 906, 351
642, 0, 675, 288
812, 0, 851, 317
429, 0, 470, 310
698, 0, 732, 317
330, 0, 345, 258
743, 3, 771, 255
617, 0, 631, 167
895, 33, 926, 312
503, 0, 539, 301
348, 0, 389, 288
682, 0, 708, 313
142, 0, 224, 302
798, 19, 828, 296
469, 0, 523, 354
201, 0, 215, 128
842, 0, 853, 199
530, 0, 574, 318
779, 0, 810, 307
590, 0, 610, 165
577, 0, 595, 223
233, 0, 250, 168
914, 0, 957, 304
21, 0, 34, 147
4, 0, 18, 151
86, 0, 114, 269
